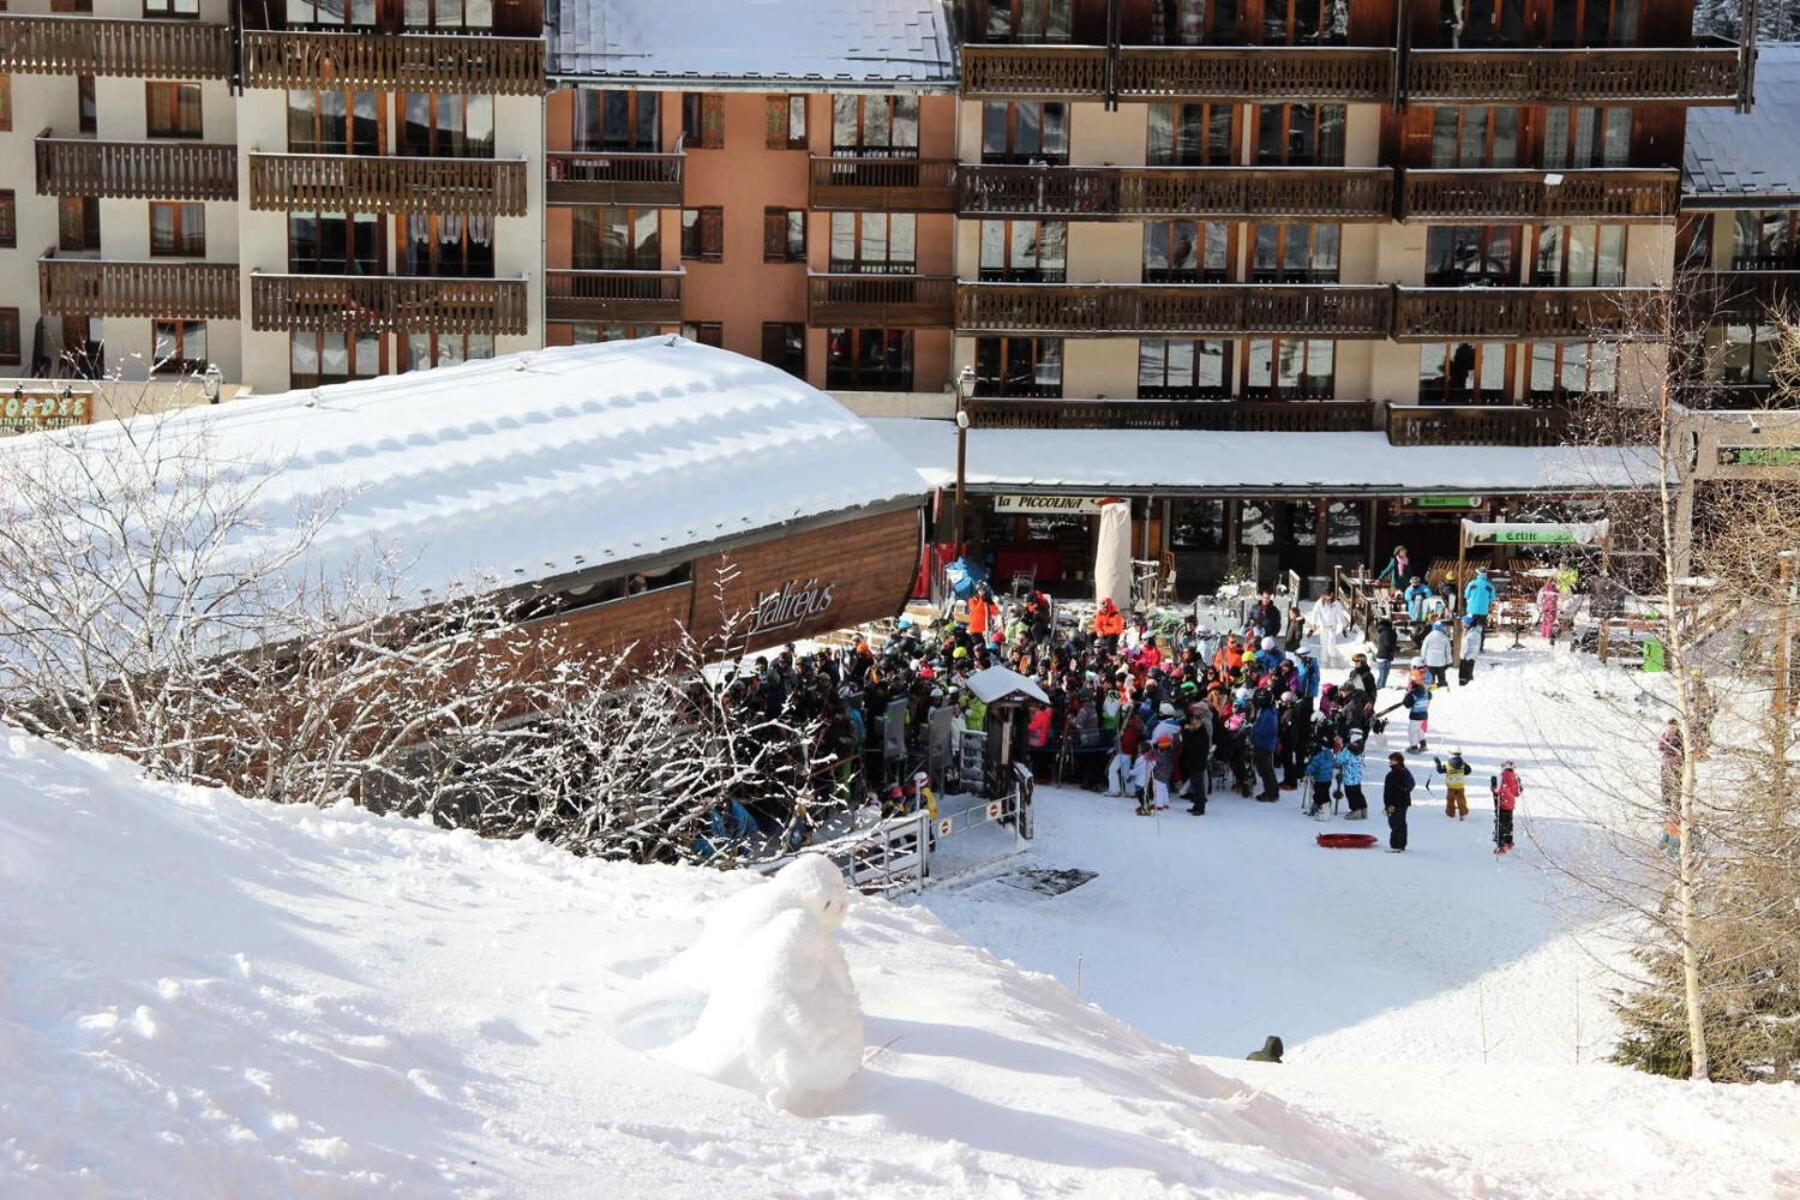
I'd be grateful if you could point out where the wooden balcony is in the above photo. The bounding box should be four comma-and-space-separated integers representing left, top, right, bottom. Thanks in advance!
806, 273, 956, 328
36, 134, 235, 202
1114, 45, 1396, 102
969, 397, 1376, 432
0, 14, 230, 78
1692, 269, 1800, 320
1399, 168, 1680, 224
955, 281, 1393, 338
249, 154, 529, 217
960, 44, 1108, 98
250, 273, 529, 334
1386, 404, 1569, 447
545, 151, 684, 206
808, 157, 958, 212
40, 253, 238, 321
543, 269, 683, 324
240, 30, 545, 96
958, 163, 1393, 222
1404, 45, 1744, 106
1391, 286, 1656, 341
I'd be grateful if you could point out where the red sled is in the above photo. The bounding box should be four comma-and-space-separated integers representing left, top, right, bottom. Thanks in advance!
1316, 833, 1379, 849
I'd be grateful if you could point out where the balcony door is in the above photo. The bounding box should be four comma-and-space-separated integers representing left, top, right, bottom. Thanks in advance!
398, 93, 494, 158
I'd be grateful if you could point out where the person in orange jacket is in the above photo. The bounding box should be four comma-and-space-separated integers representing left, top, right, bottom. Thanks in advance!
1094, 596, 1125, 647
966, 582, 999, 641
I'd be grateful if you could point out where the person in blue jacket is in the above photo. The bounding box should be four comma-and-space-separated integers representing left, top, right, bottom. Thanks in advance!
1463, 567, 1497, 628
1251, 699, 1281, 803
1403, 676, 1433, 752
1335, 730, 1368, 818
1305, 740, 1338, 817
1404, 576, 1434, 622
1295, 647, 1321, 700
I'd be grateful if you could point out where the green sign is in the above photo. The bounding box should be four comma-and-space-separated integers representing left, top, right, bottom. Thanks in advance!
1410, 495, 1482, 508
1492, 530, 1578, 545
1717, 446, 1800, 468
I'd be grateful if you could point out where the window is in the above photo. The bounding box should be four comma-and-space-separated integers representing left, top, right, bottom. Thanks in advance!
978, 218, 1065, 281
826, 328, 912, 391
980, 101, 1068, 164
767, 95, 806, 149
403, 0, 493, 31
1255, 103, 1343, 166
1147, 102, 1235, 165
982, 0, 1073, 42
1678, 213, 1714, 270
288, 90, 380, 155
1170, 499, 1228, 550
1239, 500, 1276, 546
151, 320, 207, 374
1145, 220, 1230, 282
146, 82, 202, 138
764, 208, 806, 263
1732, 211, 1799, 269
831, 94, 918, 157
973, 336, 1062, 397
1325, 501, 1364, 550
401, 213, 494, 277
1437, 0, 1525, 47
1250, 223, 1339, 282
403, 331, 494, 371
1717, 324, 1778, 386
1260, 0, 1346, 45
575, 207, 657, 270
1543, 107, 1632, 169
0, 75, 10, 133
761, 322, 805, 378
288, 211, 384, 274
290, 330, 382, 387
829, 212, 915, 273
574, 89, 658, 152
1550, 0, 1638, 47
1420, 342, 1512, 403
682, 321, 723, 347
78, 75, 94, 133
144, 0, 198, 14
286, 0, 376, 27
1531, 340, 1620, 398
0, 191, 13, 248
149, 202, 205, 256
1245, 337, 1334, 398
681, 207, 723, 262
1425, 225, 1518, 285
681, 93, 724, 149
59, 196, 99, 252
1139, 338, 1230, 399
560, 323, 659, 344
1533, 224, 1626, 287
1429, 106, 1522, 168
0, 309, 18, 366
400, 93, 494, 158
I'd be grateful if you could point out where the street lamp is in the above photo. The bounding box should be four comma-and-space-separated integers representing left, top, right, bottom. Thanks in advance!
202, 362, 223, 404
954, 364, 975, 557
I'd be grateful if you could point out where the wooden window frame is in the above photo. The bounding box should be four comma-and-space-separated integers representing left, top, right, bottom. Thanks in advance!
1418, 341, 1515, 405
979, 0, 1074, 44
287, 0, 377, 29
0, 75, 15, 134
1429, 105, 1524, 169
977, 217, 1066, 283
397, 92, 495, 159
287, 210, 387, 275
1144, 219, 1233, 283
59, 196, 100, 253
980, 100, 1068, 165
825, 328, 913, 392
399, 212, 496, 278
760, 321, 806, 378
0, 190, 14, 249
831, 94, 920, 158
287, 89, 383, 156
148, 201, 206, 258
290, 329, 385, 389
1548, 0, 1640, 49
574, 89, 659, 152
1436, 0, 1527, 49
1255, 102, 1345, 167
1258, 0, 1344, 47
151, 319, 208, 376
681, 94, 724, 150
143, 0, 199, 17
763, 208, 806, 264
1731, 210, 1799, 270
1425, 224, 1521, 286
78, 75, 95, 134
1250, 222, 1340, 283
1147, 101, 1237, 167
403, 0, 495, 32
145, 81, 203, 140
1242, 336, 1335, 400
681, 206, 723, 262
0, 308, 18, 367
1530, 223, 1626, 287
681, 321, 724, 347
973, 335, 1063, 398
1150, 0, 1229, 46
1530, 339, 1622, 399
1542, 105, 1633, 169
1138, 337, 1233, 400
766, 95, 807, 150
403, 330, 495, 370
828, 211, 917, 275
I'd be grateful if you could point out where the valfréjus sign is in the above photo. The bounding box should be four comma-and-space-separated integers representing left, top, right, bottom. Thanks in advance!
749, 577, 837, 636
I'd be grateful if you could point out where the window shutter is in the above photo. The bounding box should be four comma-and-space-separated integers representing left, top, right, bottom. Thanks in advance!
765, 95, 787, 149
702, 94, 724, 148
763, 209, 787, 261
700, 207, 724, 259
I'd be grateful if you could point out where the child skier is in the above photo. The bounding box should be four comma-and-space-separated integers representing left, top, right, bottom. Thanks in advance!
1456, 615, 1483, 687
1305, 741, 1338, 818
1403, 676, 1432, 752
1335, 731, 1368, 819
1433, 751, 1471, 820
1492, 760, 1521, 853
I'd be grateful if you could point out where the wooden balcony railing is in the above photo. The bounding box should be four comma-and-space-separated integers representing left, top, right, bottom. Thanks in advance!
1386, 404, 1568, 447
40, 253, 238, 321
1114, 45, 1396, 102
36, 134, 235, 202
250, 273, 529, 334
249, 153, 529, 217
0, 14, 231, 78
956, 281, 1393, 338
1404, 46, 1744, 105
960, 44, 1108, 97
545, 151, 684, 206
958, 163, 1393, 221
806, 273, 956, 328
240, 30, 545, 96
1399, 168, 1680, 223
1391, 286, 1655, 340
543, 269, 682, 324
808, 156, 958, 212
1692, 269, 1800, 320
969, 397, 1376, 432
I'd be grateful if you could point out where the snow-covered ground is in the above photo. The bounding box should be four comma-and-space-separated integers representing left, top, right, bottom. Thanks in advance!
4, 647, 1798, 1198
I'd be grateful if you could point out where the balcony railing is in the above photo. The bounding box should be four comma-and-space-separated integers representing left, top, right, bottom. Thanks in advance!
546, 151, 684, 206
808, 156, 958, 212
250, 273, 529, 334
1692, 268, 1800, 320
249, 153, 529, 217
955, 281, 1393, 337
40, 253, 238, 321
1391, 285, 1655, 340
543, 269, 683, 324
969, 396, 1376, 432
0, 14, 231, 78
240, 30, 545, 96
1114, 45, 1396, 102
1404, 45, 1744, 105
958, 163, 1393, 221
1399, 168, 1680, 223
36, 134, 235, 202
1386, 404, 1568, 447
806, 273, 956, 328
960, 44, 1109, 97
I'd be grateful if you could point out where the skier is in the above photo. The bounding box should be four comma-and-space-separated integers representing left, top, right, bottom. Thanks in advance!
1372, 618, 1399, 690
1336, 730, 1368, 819
1433, 751, 1471, 820
1106, 710, 1143, 796
1249, 589, 1283, 642
1492, 760, 1521, 853
1463, 567, 1497, 630
1456, 615, 1483, 687
1536, 577, 1560, 643
1420, 621, 1453, 687
1402, 675, 1432, 752
1404, 576, 1433, 622
1251, 696, 1280, 802
1305, 740, 1337, 817
1144, 733, 1177, 814
1310, 589, 1351, 669
1383, 752, 1415, 853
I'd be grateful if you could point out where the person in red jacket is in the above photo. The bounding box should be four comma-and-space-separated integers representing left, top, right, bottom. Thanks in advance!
1094, 597, 1125, 650
966, 582, 999, 641
1492, 760, 1522, 854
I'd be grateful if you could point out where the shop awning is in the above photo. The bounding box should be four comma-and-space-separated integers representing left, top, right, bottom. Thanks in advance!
868, 420, 1661, 497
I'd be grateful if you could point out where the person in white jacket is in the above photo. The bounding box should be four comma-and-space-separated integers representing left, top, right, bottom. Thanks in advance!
1309, 590, 1352, 668
1420, 621, 1454, 687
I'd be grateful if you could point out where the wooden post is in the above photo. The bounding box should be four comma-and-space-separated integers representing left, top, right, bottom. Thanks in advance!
1313, 500, 1329, 581
1777, 552, 1796, 726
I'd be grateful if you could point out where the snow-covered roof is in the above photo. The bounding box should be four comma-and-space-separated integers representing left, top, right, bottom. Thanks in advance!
549, 0, 958, 89
1684, 44, 1800, 205
964, 666, 1050, 707
868, 419, 1661, 496
15, 339, 926, 610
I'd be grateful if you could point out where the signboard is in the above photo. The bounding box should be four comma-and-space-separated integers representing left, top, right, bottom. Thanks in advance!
1717, 445, 1800, 468
993, 494, 1107, 515
748, 576, 836, 636
1462, 520, 1607, 547
1491, 529, 1577, 544
0, 389, 91, 435
1404, 495, 1485, 509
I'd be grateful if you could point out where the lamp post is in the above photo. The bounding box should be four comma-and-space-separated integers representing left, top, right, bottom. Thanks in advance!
954, 364, 974, 557
202, 362, 223, 405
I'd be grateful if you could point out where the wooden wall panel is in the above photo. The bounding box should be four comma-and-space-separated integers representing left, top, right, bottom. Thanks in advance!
1633, 106, 1687, 170
537, 584, 696, 670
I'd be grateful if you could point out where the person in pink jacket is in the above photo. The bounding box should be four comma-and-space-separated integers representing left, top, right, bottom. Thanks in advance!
1537, 579, 1560, 643
1492, 761, 1522, 853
